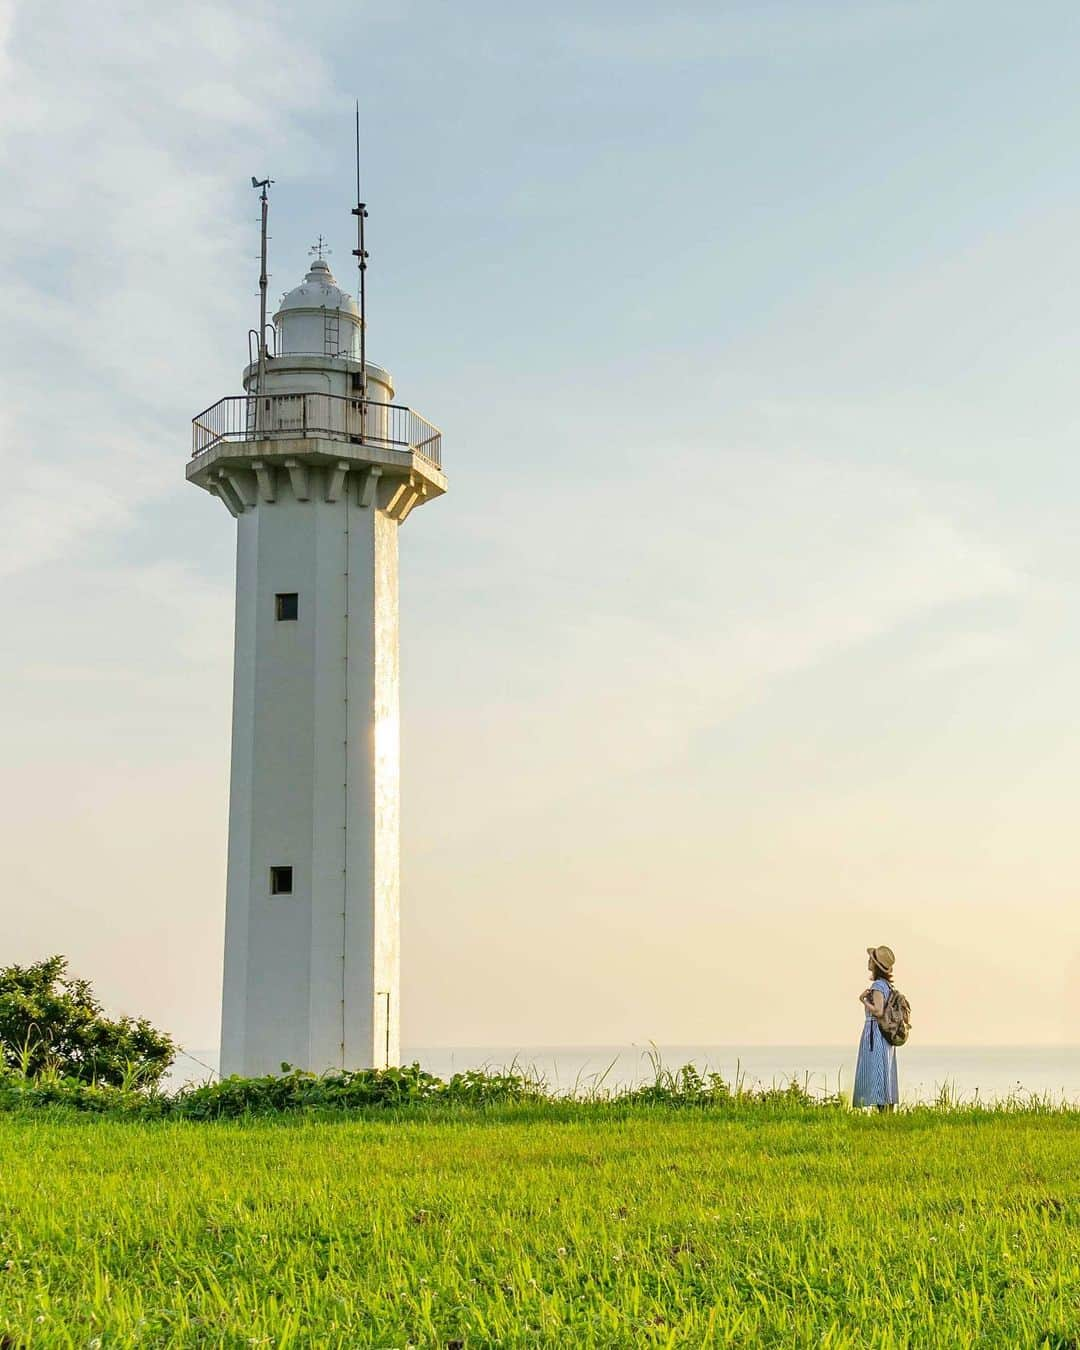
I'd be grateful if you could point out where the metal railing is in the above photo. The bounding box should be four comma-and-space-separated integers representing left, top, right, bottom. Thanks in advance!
191, 392, 442, 469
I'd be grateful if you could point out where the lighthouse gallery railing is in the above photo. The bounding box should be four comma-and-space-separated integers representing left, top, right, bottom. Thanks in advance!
191, 393, 442, 469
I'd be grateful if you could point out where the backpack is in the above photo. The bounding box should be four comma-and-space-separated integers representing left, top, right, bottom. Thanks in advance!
879, 987, 912, 1047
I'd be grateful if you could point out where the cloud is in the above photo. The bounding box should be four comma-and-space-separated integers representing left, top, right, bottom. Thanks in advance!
0, 0, 334, 578
406, 448, 1020, 841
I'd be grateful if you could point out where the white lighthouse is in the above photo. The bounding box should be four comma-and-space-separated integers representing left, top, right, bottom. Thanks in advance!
188, 184, 445, 1076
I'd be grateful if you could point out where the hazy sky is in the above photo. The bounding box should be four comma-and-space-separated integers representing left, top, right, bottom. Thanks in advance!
2, 0, 1078, 1052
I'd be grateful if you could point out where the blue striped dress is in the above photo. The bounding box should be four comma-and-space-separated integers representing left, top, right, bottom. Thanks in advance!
852, 977, 899, 1107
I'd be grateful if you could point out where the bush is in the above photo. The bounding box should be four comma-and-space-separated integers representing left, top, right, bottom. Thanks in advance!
0, 1060, 551, 1118
0, 955, 176, 1089
169, 1063, 550, 1118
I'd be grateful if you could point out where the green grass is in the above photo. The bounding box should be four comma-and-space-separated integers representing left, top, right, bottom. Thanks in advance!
0, 1105, 1077, 1347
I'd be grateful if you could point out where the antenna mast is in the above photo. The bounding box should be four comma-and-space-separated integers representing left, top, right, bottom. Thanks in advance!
251, 176, 273, 419
351, 104, 368, 436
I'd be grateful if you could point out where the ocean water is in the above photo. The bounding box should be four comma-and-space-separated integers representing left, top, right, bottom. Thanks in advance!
168, 1044, 1080, 1105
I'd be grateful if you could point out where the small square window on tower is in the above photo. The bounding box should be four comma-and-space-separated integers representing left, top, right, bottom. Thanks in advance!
275, 592, 298, 621
270, 865, 293, 895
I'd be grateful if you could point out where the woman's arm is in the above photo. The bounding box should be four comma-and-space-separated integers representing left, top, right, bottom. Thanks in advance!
860, 989, 886, 1018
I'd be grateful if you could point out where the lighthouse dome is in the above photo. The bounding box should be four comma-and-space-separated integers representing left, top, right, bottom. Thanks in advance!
274, 256, 362, 358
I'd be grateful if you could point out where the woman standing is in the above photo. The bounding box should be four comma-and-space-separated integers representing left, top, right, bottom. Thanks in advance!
852, 944, 899, 1110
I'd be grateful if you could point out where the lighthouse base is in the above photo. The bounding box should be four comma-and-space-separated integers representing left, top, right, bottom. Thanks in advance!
218, 462, 402, 1077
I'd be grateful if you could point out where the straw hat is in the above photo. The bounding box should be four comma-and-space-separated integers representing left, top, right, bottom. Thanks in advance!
867, 945, 895, 974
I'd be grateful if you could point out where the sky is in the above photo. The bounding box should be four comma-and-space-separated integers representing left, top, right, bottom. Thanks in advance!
1, 0, 1078, 1053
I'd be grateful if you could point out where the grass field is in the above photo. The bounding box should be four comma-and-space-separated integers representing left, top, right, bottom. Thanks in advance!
0, 1105, 1077, 1347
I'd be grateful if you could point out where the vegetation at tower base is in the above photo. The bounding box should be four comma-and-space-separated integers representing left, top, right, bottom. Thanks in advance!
3, 1052, 1079, 1122
0, 1057, 835, 1118
0, 955, 175, 1089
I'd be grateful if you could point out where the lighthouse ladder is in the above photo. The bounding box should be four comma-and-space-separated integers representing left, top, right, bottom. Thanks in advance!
323, 307, 340, 358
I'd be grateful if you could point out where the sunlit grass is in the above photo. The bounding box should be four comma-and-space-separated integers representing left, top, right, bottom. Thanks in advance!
0, 1104, 1077, 1346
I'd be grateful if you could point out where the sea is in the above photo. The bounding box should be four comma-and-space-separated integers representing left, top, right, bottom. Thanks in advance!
168, 1044, 1080, 1105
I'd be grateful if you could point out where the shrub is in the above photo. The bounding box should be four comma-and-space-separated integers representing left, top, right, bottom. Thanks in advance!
0, 955, 176, 1089
169, 1063, 549, 1118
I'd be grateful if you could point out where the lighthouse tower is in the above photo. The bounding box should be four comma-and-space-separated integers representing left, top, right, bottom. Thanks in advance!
187, 190, 445, 1077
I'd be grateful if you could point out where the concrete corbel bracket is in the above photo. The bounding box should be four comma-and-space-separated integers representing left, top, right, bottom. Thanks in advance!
223, 468, 255, 510
207, 482, 239, 519
397, 482, 428, 525
383, 478, 412, 518
356, 466, 382, 509
395, 487, 421, 524
251, 459, 277, 503
213, 470, 246, 517
325, 461, 350, 504
284, 458, 310, 502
